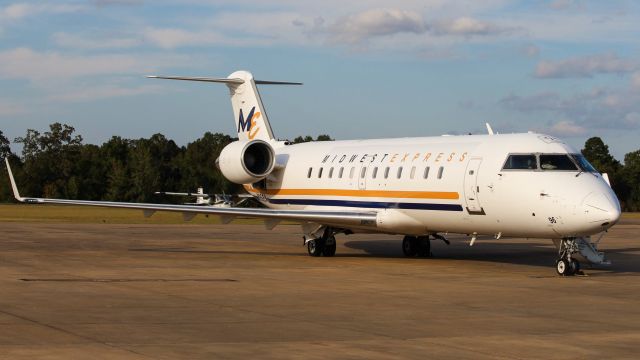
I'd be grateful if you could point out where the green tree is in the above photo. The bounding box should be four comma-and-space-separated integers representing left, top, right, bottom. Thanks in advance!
581, 137, 626, 205
292, 134, 333, 144
127, 134, 182, 202
102, 136, 132, 201
0, 130, 15, 202
178, 132, 237, 195
14, 123, 84, 198
0, 130, 10, 161
315, 134, 333, 141
622, 150, 640, 212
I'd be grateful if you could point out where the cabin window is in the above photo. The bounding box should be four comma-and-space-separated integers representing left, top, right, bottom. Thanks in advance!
384, 167, 390, 179
318, 167, 323, 178
328, 167, 334, 178
349, 167, 355, 179
410, 166, 416, 179
339, 167, 344, 178
540, 154, 578, 171
372, 167, 378, 179
307, 167, 313, 178
502, 154, 537, 170
423, 166, 430, 179
360, 167, 367, 178
397, 167, 403, 179
437, 166, 444, 179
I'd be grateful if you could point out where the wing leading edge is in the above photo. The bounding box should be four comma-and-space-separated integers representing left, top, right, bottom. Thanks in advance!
4, 159, 377, 228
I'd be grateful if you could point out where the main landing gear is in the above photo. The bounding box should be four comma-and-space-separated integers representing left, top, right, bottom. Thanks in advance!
402, 235, 431, 257
555, 238, 581, 276
306, 228, 337, 257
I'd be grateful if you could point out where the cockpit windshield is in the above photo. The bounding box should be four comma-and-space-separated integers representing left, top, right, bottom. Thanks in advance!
571, 154, 598, 173
502, 153, 587, 172
502, 154, 537, 170
539, 154, 578, 171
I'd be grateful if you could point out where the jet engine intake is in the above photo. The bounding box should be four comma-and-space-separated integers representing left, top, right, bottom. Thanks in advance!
216, 140, 275, 184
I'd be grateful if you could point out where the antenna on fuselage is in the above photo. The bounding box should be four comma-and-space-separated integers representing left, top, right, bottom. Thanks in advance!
486, 123, 495, 135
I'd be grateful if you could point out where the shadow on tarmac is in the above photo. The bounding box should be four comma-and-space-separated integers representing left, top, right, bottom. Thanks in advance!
129, 235, 640, 275
343, 237, 640, 275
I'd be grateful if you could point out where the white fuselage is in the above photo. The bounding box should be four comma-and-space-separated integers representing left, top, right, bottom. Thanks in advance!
245, 133, 620, 239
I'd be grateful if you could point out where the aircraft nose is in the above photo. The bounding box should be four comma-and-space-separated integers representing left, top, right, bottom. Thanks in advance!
582, 191, 621, 227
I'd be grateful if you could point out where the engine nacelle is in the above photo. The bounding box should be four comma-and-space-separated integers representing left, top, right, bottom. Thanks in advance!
216, 140, 275, 184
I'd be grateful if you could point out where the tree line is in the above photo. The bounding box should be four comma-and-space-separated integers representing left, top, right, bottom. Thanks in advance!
0, 123, 332, 204
1, 124, 639, 211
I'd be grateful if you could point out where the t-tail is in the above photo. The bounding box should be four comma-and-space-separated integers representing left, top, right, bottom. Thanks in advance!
147, 71, 301, 141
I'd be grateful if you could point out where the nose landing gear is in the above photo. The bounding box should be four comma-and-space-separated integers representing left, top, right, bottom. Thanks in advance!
555, 238, 581, 276
556, 257, 580, 276
553, 236, 609, 276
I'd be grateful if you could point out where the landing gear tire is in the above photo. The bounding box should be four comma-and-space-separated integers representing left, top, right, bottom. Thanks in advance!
322, 236, 336, 257
417, 236, 431, 257
307, 239, 324, 257
556, 258, 576, 276
402, 236, 418, 257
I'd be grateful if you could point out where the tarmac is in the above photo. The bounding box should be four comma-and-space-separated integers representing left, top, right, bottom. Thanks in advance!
1, 217, 639, 359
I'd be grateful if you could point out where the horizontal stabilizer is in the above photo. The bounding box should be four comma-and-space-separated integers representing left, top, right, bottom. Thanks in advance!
147, 75, 302, 86
146, 75, 244, 84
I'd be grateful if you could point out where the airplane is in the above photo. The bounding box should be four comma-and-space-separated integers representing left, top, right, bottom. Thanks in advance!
4, 70, 621, 276
154, 187, 252, 207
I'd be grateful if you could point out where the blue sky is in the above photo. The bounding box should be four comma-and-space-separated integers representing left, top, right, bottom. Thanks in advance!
0, 0, 639, 160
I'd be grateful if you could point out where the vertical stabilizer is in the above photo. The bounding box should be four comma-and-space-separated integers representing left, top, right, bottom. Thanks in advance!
227, 71, 274, 142
147, 71, 301, 142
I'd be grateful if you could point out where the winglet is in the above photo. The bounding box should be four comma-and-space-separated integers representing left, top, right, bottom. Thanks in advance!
4, 157, 24, 202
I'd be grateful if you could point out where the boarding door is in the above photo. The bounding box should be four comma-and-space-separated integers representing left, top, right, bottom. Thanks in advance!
358, 164, 367, 190
464, 158, 485, 215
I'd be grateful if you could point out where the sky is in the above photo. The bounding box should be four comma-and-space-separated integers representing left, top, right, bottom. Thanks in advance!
0, 0, 639, 160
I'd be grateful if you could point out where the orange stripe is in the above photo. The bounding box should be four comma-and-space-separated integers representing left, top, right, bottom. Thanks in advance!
244, 187, 459, 200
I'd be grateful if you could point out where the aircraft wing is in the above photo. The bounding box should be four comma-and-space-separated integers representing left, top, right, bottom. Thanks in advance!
4, 159, 376, 228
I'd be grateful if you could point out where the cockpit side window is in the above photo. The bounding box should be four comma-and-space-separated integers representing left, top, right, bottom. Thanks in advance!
539, 154, 578, 171
502, 154, 537, 170
571, 154, 598, 173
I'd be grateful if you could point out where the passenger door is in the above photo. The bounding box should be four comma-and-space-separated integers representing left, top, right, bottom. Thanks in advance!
464, 158, 485, 215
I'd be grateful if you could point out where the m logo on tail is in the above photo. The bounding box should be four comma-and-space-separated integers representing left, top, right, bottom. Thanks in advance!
237, 107, 261, 140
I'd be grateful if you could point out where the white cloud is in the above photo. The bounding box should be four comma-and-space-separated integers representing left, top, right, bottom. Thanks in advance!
0, 3, 84, 21
431, 16, 515, 36
93, 0, 144, 7
0, 47, 186, 82
546, 120, 587, 137
547, 0, 585, 11
523, 44, 540, 57
632, 72, 640, 89
47, 84, 165, 102
624, 112, 640, 128
0, 101, 26, 116
501, 86, 640, 130
535, 53, 639, 78
329, 9, 426, 44
53, 32, 140, 49
143, 28, 224, 49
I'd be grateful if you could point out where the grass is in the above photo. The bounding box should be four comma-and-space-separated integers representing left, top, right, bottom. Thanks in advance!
0, 204, 265, 225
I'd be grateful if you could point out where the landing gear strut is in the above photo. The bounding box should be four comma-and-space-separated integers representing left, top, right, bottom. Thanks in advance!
306, 228, 336, 257
402, 235, 431, 257
555, 238, 581, 276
